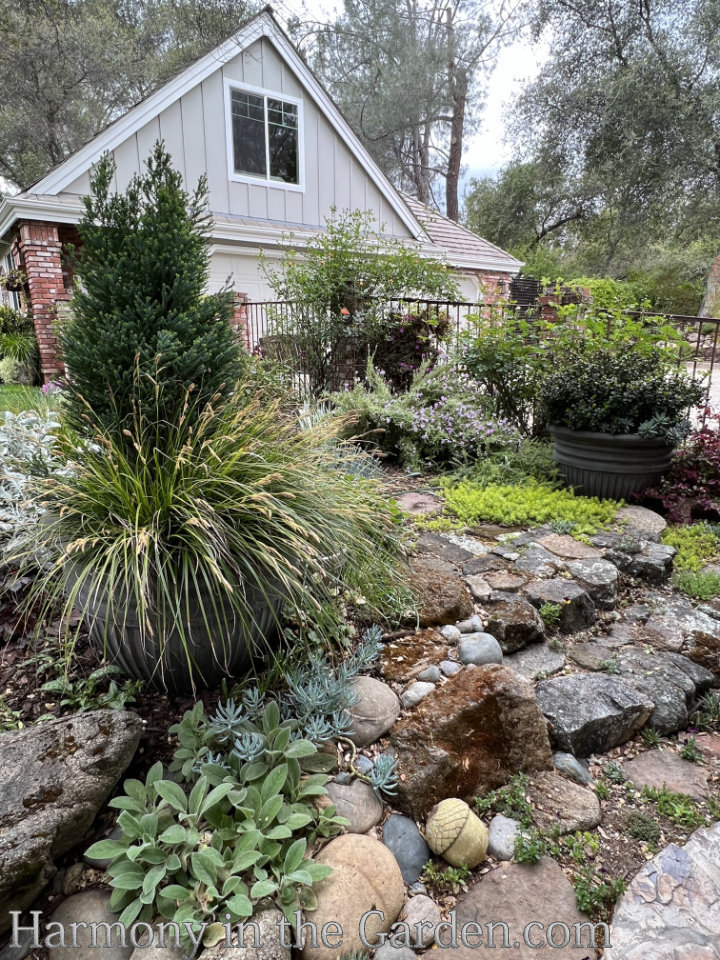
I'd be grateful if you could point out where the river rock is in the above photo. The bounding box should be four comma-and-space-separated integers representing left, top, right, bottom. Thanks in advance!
440, 625, 462, 643
504, 644, 566, 680
622, 749, 711, 802
440, 660, 462, 676
523, 579, 596, 633
566, 558, 619, 610
0, 711, 142, 933
325, 779, 384, 833
456, 614, 484, 634
389, 665, 553, 819
535, 674, 654, 756
418, 665, 442, 682
401, 681, 436, 709
399, 895, 442, 947
483, 594, 545, 653
605, 823, 720, 959
527, 771, 601, 834
302, 835, 404, 960
202, 906, 288, 960
382, 814, 431, 884
458, 633, 503, 666
409, 555, 474, 627
347, 676, 401, 747
441, 857, 598, 959
552, 752, 593, 785
47, 889, 135, 960
487, 814, 519, 861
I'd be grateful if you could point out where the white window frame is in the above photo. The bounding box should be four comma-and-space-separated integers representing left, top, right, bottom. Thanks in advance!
224, 78, 305, 193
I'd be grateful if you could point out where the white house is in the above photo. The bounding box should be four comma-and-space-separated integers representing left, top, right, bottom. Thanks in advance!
0, 7, 522, 381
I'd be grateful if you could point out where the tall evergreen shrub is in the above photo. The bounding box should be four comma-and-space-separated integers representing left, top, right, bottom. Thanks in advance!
60, 142, 243, 436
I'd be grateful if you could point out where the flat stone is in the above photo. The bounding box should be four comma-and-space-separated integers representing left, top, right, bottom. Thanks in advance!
0, 711, 142, 932
604, 623, 638, 647
48, 890, 134, 960
552, 752, 593, 785
615, 505, 667, 539
514, 544, 567, 579
538, 533, 602, 560
463, 554, 508, 576
458, 633, 503, 666
622, 749, 711, 801
504, 643, 566, 680
398, 895, 441, 947
698, 734, 720, 760
527, 771, 601, 834
418, 665, 441, 682
484, 571, 527, 592
382, 814, 431, 885
523, 579, 596, 633
465, 574, 492, 601
347, 676, 401, 747
397, 492, 443, 516
566, 558, 619, 609
487, 814, 519, 861
409, 555, 474, 628
568, 640, 617, 671
325, 779, 384, 833
203, 906, 289, 960
303, 835, 405, 959
444, 858, 597, 959
416, 533, 477, 566
401, 681, 436, 708
605, 823, 720, 960
536, 674, 654, 757
381, 628, 448, 683
440, 660, 462, 676
640, 596, 720, 679
389, 666, 553, 819
483, 594, 545, 653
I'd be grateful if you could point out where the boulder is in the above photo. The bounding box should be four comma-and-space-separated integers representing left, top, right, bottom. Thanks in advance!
566, 558, 619, 610
347, 677, 401, 748
523, 580, 596, 633
504, 644, 566, 680
302, 835, 404, 960
409, 555, 473, 628
415, 533, 478, 566
382, 814, 430, 885
527, 771, 601, 834
535, 674, 654, 757
483, 594, 545, 653
381, 629, 448, 683
605, 824, 720, 959
0, 711, 142, 932
622, 749, 711, 802
457, 633, 503, 666
389, 666, 553, 819
47, 890, 135, 960
324, 779, 384, 833
441, 858, 598, 959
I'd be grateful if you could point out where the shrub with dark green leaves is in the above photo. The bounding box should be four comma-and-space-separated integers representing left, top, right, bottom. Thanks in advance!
539, 346, 703, 441
60, 142, 244, 441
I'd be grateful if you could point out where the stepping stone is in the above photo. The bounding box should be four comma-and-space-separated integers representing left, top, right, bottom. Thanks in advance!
463, 554, 508, 576
566, 558, 619, 609
568, 640, 616, 671
523, 579, 596, 633
397, 492, 443, 516
622, 749, 711, 801
504, 643, 566, 680
615, 505, 667, 539
527, 771, 601, 834
484, 570, 527, 592
536, 674, 654, 757
416, 532, 478, 566
443, 858, 595, 959
484, 593, 545, 653
605, 823, 720, 959
537, 533, 602, 560
698, 734, 720, 761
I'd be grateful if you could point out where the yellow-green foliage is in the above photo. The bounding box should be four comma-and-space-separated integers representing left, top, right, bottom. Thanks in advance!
441, 480, 620, 535
662, 524, 720, 571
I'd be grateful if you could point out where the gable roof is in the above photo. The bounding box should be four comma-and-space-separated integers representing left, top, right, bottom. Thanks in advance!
21, 7, 424, 241
402, 194, 523, 273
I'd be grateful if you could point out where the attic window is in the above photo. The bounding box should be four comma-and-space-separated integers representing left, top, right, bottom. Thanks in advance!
229, 86, 300, 186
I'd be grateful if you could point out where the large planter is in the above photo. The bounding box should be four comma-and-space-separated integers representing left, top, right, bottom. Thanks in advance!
549, 425, 675, 500
72, 573, 284, 694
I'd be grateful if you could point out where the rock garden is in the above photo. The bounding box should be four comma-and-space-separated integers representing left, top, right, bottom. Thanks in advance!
1, 149, 719, 960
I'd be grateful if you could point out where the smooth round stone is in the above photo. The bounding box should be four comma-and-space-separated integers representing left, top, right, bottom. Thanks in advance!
440, 624, 462, 643
417, 665, 442, 683
48, 891, 134, 960
383, 814, 431, 884
553, 751, 593, 785
354, 754, 374, 776
440, 660, 462, 676
348, 676, 401, 747
409, 881, 428, 896
401, 681, 436, 708
400, 895, 442, 947
374, 946, 416, 960
458, 633, 503, 666
325, 779, 384, 833
456, 614, 484, 633
487, 814, 519, 861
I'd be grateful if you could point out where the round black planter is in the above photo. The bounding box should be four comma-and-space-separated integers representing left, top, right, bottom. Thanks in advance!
73, 574, 283, 694
549, 425, 675, 500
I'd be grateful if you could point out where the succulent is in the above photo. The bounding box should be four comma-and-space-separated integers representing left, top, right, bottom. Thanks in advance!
368, 753, 400, 799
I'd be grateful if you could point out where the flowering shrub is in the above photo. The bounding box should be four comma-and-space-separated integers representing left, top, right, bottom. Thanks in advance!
644, 411, 720, 521
330, 361, 518, 469
363, 306, 450, 391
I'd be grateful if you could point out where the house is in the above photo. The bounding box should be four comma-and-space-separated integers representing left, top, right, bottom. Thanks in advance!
0, 7, 522, 383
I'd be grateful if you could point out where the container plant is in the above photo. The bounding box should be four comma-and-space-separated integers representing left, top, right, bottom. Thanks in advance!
539, 345, 704, 498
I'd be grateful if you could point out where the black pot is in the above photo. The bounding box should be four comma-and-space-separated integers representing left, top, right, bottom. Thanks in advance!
73, 573, 284, 694
549, 424, 675, 500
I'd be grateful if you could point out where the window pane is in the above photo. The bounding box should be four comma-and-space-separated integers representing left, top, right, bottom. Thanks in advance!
231, 91, 266, 177
267, 98, 298, 184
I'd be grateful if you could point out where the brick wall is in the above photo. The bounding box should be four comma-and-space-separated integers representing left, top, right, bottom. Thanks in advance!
231, 292, 251, 350
15, 220, 67, 382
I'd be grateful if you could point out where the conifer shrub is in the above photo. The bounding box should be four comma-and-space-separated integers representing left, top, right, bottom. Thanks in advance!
60, 142, 244, 440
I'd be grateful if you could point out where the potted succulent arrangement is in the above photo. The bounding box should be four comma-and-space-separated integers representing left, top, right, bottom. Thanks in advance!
540, 345, 704, 499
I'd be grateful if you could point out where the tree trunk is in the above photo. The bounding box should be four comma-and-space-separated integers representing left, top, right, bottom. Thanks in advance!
446, 67, 466, 222
700, 244, 720, 317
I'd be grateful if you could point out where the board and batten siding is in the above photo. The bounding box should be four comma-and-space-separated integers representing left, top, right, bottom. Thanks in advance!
62, 38, 414, 242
